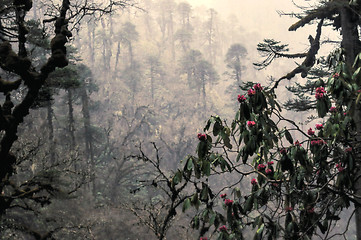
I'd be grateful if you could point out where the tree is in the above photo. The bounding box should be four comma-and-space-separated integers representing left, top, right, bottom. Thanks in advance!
180, 50, 219, 111
0, 0, 132, 225
175, 2, 193, 52
224, 43, 247, 86
163, 1, 361, 239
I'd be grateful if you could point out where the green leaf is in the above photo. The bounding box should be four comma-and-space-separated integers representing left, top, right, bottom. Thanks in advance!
242, 103, 251, 120
242, 149, 249, 164
227, 204, 233, 225
284, 129, 293, 144
213, 121, 222, 136
197, 141, 208, 159
352, 67, 361, 80
286, 222, 294, 236
192, 216, 199, 229
316, 99, 327, 118
253, 223, 264, 240
202, 160, 211, 176
236, 151, 242, 162
200, 185, 209, 201
317, 220, 327, 234
173, 170, 182, 185
356, 92, 361, 104
204, 119, 212, 132
244, 196, 254, 212
209, 212, 216, 225
186, 157, 193, 171
193, 158, 201, 179
183, 198, 191, 212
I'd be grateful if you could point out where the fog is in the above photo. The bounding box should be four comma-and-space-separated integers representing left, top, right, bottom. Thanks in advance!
0, 0, 356, 239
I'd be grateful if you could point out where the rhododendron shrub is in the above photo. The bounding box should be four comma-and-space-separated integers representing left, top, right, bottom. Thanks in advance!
167, 1, 361, 238
175, 69, 360, 239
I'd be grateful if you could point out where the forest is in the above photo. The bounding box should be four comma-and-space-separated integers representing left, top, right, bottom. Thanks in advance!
0, 0, 361, 239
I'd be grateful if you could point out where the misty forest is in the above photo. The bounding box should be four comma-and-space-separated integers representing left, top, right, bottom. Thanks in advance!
3, 0, 361, 239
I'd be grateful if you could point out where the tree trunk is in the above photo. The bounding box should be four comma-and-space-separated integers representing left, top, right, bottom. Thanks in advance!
114, 41, 121, 73
201, 75, 206, 112
67, 89, 76, 149
81, 86, 95, 196
340, 7, 361, 239
87, 21, 95, 69
47, 102, 56, 163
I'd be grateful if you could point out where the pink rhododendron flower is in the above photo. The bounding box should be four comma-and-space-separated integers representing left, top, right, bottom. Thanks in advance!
333, 73, 340, 78
219, 225, 228, 232
294, 140, 301, 146
220, 193, 227, 198
247, 89, 256, 96
315, 92, 324, 99
311, 139, 326, 146
257, 164, 266, 170
247, 121, 256, 127
336, 163, 345, 172
200, 237, 208, 240
267, 161, 274, 166
224, 199, 234, 206
265, 169, 273, 175
237, 94, 246, 103
308, 128, 315, 135
307, 208, 315, 214
316, 124, 323, 130
345, 147, 352, 153
253, 83, 263, 91
329, 107, 337, 113
251, 178, 257, 185
316, 87, 326, 94
285, 206, 293, 212
280, 148, 287, 154
315, 87, 326, 99
197, 133, 206, 141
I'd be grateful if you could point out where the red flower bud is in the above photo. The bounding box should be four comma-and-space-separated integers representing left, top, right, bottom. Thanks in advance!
307, 128, 315, 136
253, 83, 263, 91
345, 147, 352, 153
237, 94, 246, 103
219, 225, 227, 232
197, 133, 207, 141
251, 178, 257, 185
329, 107, 337, 113
247, 89, 256, 96
224, 199, 234, 206
285, 206, 293, 212
257, 164, 266, 170
247, 121, 256, 127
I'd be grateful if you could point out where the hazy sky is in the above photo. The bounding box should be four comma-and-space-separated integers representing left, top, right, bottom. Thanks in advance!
183, 0, 314, 77
188, 0, 316, 49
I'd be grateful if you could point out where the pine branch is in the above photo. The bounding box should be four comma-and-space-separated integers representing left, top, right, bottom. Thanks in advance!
288, 1, 341, 31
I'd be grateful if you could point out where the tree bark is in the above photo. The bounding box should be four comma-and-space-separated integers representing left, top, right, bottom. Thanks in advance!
81, 86, 95, 196
340, 7, 361, 240
46, 102, 56, 163
67, 89, 76, 148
